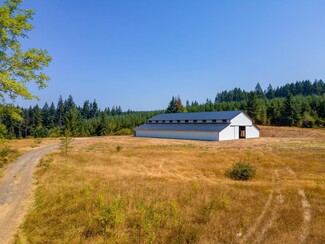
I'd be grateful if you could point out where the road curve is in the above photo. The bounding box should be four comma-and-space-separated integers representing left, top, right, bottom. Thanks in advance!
0, 144, 57, 243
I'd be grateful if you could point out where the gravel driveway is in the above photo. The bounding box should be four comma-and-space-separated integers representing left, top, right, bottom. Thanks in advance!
0, 144, 57, 243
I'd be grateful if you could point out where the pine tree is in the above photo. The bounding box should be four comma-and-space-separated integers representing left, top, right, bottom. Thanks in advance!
82, 100, 90, 119
166, 96, 177, 113
64, 107, 82, 136
32, 105, 42, 128
282, 94, 301, 126
48, 102, 56, 128
56, 95, 65, 127
89, 100, 99, 118
64, 95, 76, 112
42, 103, 50, 128
266, 84, 275, 99
255, 83, 265, 99
246, 92, 262, 123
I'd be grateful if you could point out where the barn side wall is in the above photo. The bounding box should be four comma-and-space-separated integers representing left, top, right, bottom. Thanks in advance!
219, 126, 236, 141
245, 125, 260, 138
135, 130, 219, 141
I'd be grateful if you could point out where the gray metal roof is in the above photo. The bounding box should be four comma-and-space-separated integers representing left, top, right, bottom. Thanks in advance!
135, 123, 229, 132
148, 110, 242, 121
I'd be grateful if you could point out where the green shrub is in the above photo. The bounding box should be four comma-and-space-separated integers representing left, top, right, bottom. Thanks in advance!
228, 162, 256, 181
115, 128, 132, 135
0, 147, 12, 157
49, 127, 63, 137
116, 145, 123, 152
33, 127, 49, 138
0, 124, 8, 138
60, 133, 73, 155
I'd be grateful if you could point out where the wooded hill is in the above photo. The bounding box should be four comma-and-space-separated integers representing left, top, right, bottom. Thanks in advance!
1, 80, 325, 138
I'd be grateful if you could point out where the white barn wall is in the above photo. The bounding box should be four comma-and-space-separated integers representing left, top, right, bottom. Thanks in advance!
230, 113, 253, 126
136, 130, 219, 141
233, 126, 239, 140
219, 126, 236, 141
246, 126, 260, 138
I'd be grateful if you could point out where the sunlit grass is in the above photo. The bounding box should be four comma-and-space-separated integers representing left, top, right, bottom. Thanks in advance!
16, 127, 325, 243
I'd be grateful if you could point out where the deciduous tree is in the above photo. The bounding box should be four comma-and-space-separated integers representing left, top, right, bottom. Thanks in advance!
0, 0, 51, 119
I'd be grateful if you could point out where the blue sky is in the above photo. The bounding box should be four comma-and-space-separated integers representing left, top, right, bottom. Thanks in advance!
17, 0, 325, 111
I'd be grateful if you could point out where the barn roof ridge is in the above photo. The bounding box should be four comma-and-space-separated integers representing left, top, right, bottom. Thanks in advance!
149, 110, 243, 121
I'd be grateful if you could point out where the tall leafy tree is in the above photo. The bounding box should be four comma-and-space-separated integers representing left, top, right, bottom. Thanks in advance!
0, 0, 51, 119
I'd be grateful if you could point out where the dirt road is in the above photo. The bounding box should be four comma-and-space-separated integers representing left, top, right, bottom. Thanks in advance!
0, 144, 57, 243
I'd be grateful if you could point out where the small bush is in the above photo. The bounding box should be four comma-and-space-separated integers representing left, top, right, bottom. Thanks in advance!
0, 147, 12, 157
49, 127, 63, 137
116, 145, 123, 152
228, 162, 256, 181
60, 132, 73, 155
33, 127, 49, 138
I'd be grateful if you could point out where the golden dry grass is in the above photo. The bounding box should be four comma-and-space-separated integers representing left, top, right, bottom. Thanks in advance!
16, 127, 325, 243
0, 138, 58, 177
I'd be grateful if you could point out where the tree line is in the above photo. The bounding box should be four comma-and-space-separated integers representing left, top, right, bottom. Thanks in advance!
0, 95, 161, 138
1, 80, 325, 139
166, 81, 325, 128
215, 80, 325, 102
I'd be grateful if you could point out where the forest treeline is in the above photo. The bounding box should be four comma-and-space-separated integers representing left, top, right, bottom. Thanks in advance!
215, 79, 325, 102
1, 80, 325, 138
165, 80, 325, 128
0, 95, 161, 138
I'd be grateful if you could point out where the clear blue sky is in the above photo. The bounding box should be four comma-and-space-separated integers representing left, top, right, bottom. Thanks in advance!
18, 0, 325, 111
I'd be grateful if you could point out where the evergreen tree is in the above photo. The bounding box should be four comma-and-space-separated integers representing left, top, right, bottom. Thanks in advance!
89, 100, 99, 118
246, 92, 262, 123
64, 107, 82, 136
64, 95, 76, 112
255, 83, 265, 99
82, 100, 90, 119
41, 103, 50, 129
32, 105, 42, 128
166, 96, 177, 113
111, 106, 116, 116
282, 94, 301, 126
56, 95, 64, 127
266, 84, 275, 99
48, 102, 56, 128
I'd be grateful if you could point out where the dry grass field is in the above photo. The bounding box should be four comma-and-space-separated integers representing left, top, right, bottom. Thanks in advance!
0, 138, 58, 177
16, 126, 325, 243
